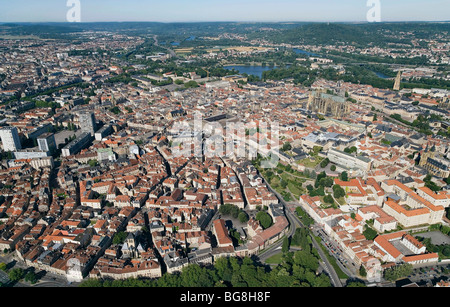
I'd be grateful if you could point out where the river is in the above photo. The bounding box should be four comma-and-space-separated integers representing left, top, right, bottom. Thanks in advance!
293, 48, 320, 57
224, 65, 280, 78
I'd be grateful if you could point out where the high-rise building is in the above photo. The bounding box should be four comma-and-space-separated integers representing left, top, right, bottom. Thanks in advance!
37, 132, 57, 154
79, 112, 97, 136
0, 127, 22, 152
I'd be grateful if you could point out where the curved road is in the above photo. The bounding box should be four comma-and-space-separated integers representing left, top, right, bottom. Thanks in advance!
260, 179, 344, 287
152, 34, 177, 58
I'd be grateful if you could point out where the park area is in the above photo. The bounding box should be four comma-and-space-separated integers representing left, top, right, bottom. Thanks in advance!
254, 160, 309, 202
253, 154, 351, 212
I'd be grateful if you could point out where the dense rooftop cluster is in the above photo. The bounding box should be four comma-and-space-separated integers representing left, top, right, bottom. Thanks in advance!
0, 29, 449, 286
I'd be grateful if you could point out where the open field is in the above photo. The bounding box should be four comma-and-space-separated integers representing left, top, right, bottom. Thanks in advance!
174, 47, 194, 54
0, 35, 43, 40
265, 252, 284, 264
256, 162, 308, 201
297, 156, 324, 168
206, 46, 274, 53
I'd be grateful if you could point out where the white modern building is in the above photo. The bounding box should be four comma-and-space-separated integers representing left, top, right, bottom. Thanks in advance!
79, 112, 97, 136
327, 148, 372, 176
0, 126, 22, 152
37, 133, 57, 153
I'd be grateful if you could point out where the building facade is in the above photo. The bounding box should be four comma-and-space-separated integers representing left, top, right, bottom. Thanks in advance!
37, 132, 57, 153
79, 112, 97, 136
0, 126, 22, 152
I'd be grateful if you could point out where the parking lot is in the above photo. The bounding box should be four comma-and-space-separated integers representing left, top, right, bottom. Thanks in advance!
54, 130, 83, 147
407, 264, 450, 285
313, 226, 357, 276
415, 231, 450, 246
0, 270, 9, 285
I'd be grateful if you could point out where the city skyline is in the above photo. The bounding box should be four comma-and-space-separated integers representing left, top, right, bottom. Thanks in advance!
0, 0, 449, 292
1, 0, 450, 23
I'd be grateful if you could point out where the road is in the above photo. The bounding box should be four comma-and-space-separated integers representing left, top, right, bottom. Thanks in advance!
312, 226, 357, 277
152, 34, 177, 58
260, 178, 344, 287
0, 253, 75, 287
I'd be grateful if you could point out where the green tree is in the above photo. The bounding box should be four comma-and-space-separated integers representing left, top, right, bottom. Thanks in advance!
323, 194, 334, 204
292, 228, 310, 250
424, 175, 441, 192
347, 281, 367, 287
344, 146, 358, 154
384, 264, 413, 281
314, 172, 327, 188
220, 203, 240, 219
295, 207, 315, 227
340, 171, 349, 182
238, 211, 249, 223
109, 106, 121, 114
282, 142, 292, 152
442, 247, 450, 257
156, 272, 181, 287
294, 250, 319, 272
282, 237, 290, 253
24, 271, 38, 284
181, 264, 216, 287
0, 263, 6, 271
310, 186, 325, 197
214, 257, 233, 283
363, 226, 378, 241
88, 159, 98, 167
78, 279, 104, 287
8, 268, 24, 282
359, 265, 367, 277
320, 158, 330, 168
256, 211, 273, 229
319, 177, 334, 188
184, 80, 199, 88
333, 184, 346, 199
112, 231, 128, 245
313, 274, 332, 287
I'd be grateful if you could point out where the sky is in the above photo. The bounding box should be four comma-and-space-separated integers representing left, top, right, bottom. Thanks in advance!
0, 0, 449, 23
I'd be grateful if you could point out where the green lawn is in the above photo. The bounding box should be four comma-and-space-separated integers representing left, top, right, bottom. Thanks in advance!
268, 175, 280, 187
257, 162, 308, 202
335, 197, 347, 206
265, 253, 284, 264
297, 156, 324, 168
288, 181, 305, 199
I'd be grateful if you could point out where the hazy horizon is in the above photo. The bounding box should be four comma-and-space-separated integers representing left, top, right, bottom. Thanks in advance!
1, 20, 450, 24
1, 0, 449, 23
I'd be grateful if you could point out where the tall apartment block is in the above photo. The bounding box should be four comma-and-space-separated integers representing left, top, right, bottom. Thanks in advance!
79, 112, 97, 136
37, 132, 57, 154
61, 132, 92, 157
0, 126, 22, 152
